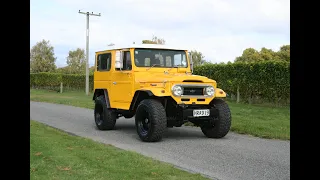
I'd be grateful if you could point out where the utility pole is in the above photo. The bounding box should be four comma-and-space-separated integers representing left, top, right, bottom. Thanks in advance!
78, 10, 101, 95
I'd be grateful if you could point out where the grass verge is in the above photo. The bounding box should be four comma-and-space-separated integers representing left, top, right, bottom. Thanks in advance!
30, 89, 290, 140
30, 120, 208, 180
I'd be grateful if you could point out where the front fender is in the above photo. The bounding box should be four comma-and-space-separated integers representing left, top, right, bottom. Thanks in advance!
139, 88, 171, 97
215, 88, 227, 98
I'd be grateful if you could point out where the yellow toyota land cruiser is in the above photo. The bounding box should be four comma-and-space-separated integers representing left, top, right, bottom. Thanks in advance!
93, 44, 231, 142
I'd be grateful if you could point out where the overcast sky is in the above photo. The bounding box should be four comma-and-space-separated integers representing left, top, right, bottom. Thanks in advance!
30, 0, 290, 67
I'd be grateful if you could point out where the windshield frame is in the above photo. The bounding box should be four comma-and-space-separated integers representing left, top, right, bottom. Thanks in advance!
133, 48, 189, 68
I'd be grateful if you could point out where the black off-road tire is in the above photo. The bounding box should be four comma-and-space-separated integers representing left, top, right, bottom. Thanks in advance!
94, 95, 117, 130
135, 99, 167, 142
201, 99, 231, 138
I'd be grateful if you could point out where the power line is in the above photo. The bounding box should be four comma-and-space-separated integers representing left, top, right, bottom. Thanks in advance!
78, 10, 101, 96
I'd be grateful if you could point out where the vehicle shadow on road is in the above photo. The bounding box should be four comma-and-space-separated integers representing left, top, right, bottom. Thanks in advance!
163, 128, 207, 140
107, 120, 208, 140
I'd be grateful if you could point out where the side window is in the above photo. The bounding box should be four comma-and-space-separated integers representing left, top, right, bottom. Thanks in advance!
97, 53, 111, 71
116, 51, 132, 70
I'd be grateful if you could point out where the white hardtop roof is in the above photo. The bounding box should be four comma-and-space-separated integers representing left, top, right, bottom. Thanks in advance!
98, 44, 188, 52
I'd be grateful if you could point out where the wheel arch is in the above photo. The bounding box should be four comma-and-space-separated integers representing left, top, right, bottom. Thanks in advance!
93, 89, 111, 108
129, 90, 155, 112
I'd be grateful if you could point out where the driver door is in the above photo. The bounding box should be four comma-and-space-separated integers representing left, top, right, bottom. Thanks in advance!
109, 50, 133, 110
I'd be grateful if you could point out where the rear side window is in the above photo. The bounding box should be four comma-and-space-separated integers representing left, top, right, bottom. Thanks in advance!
97, 53, 111, 71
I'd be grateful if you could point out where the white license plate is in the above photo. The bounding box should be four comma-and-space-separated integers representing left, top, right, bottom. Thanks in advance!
193, 109, 210, 117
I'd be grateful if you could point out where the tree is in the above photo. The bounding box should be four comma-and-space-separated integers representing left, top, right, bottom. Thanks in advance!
30, 39, 57, 73
66, 48, 86, 74
190, 50, 206, 67
89, 66, 95, 74
55, 66, 71, 74
234, 45, 290, 63
277, 45, 290, 62
142, 35, 166, 44
234, 48, 261, 63
202, 61, 213, 65
260, 47, 278, 61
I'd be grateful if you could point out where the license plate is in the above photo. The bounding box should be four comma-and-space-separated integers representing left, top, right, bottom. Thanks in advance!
193, 109, 210, 117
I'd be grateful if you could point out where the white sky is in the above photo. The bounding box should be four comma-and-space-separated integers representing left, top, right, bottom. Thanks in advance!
30, 0, 290, 67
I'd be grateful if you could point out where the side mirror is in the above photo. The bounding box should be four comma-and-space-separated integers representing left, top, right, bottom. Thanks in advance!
115, 50, 123, 69
189, 52, 193, 74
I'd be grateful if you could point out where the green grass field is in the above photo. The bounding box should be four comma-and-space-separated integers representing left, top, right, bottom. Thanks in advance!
30, 120, 208, 180
30, 89, 290, 140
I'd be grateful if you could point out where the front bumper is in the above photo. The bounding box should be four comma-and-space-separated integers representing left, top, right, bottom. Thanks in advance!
173, 97, 214, 105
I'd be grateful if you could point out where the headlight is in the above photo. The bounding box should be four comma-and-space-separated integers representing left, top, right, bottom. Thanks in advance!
172, 85, 183, 96
205, 86, 215, 96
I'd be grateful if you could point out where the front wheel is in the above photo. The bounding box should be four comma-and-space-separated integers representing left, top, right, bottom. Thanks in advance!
135, 99, 167, 142
201, 99, 231, 138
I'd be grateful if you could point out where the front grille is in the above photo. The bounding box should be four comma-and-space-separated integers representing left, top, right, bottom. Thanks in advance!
183, 87, 204, 96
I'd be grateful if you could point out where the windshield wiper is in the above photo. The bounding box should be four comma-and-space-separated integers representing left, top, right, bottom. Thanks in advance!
146, 64, 161, 71
167, 65, 184, 72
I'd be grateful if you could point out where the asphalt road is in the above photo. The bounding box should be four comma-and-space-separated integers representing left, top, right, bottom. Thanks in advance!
30, 101, 290, 180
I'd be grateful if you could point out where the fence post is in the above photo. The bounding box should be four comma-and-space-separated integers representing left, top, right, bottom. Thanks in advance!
60, 82, 63, 93
236, 85, 240, 103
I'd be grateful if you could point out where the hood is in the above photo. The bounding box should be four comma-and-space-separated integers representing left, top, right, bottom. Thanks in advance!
134, 72, 215, 83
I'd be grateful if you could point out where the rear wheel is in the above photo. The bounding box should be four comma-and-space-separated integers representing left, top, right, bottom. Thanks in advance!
201, 99, 231, 138
135, 99, 167, 142
94, 95, 117, 130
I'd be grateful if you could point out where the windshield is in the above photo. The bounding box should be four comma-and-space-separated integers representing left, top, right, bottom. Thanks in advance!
133, 48, 188, 68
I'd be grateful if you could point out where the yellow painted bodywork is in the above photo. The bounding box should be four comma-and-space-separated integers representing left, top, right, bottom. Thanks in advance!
94, 48, 226, 110
215, 88, 227, 98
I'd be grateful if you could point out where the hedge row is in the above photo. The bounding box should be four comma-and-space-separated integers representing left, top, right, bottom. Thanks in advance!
30, 61, 289, 104
30, 73, 93, 91
194, 61, 290, 104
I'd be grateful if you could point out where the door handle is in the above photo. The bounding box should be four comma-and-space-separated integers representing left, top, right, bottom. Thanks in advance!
113, 82, 117, 85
